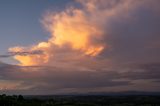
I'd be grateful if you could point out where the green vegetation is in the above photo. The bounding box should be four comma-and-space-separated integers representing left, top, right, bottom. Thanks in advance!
0, 94, 160, 106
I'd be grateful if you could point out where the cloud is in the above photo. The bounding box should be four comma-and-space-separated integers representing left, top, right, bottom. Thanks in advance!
9, 0, 143, 66
9, 0, 109, 66
1, 0, 160, 94
0, 61, 131, 94
98, 0, 160, 65
8, 0, 160, 66
0, 54, 13, 58
1, 61, 160, 94
0, 49, 43, 58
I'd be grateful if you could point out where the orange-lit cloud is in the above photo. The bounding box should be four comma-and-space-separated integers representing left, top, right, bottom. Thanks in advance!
9, 0, 146, 66
9, 44, 50, 66
9, 0, 107, 66
43, 7, 105, 56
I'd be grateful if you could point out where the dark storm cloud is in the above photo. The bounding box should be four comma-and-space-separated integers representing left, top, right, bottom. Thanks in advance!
101, 0, 160, 65
1, 61, 160, 94
0, 61, 130, 94
125, 63, 160, 80
0, 63, 130, 88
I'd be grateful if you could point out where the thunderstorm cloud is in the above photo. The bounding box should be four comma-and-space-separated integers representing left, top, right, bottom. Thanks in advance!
0, 0, 160, 94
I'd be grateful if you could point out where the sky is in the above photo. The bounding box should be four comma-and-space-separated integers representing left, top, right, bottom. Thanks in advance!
0, 0, 160, 95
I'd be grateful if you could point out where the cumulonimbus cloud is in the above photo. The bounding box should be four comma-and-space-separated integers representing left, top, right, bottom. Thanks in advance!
1, 0, 160, 94
9, 0, 109, 66
8, 0, 160, 66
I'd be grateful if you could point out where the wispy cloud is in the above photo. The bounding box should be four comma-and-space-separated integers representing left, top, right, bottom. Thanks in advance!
0, 50, 43, 58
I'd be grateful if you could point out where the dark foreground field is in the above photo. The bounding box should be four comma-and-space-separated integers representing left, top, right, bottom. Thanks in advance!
0, 94, 160, 106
